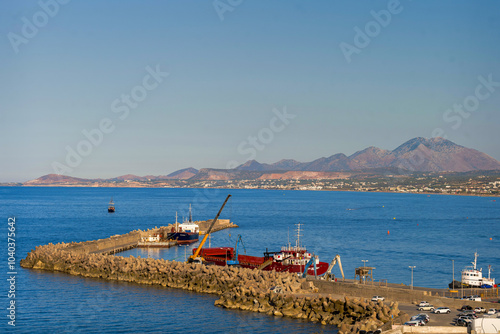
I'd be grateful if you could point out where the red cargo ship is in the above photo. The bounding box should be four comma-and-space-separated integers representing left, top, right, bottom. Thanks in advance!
193, 224, 329, 276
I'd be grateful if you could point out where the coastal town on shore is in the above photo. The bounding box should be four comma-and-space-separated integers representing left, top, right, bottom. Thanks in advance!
7, 170, 500, 196
181, 173, 500, 195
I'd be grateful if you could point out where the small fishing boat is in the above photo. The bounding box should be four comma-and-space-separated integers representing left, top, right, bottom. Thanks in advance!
108, 198, 115, 213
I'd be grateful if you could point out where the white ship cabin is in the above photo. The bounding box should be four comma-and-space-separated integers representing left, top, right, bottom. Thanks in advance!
274, 245, 317, 265
142, 234, 160, 242
462, 269, 482, 286
177, 221, 199, 233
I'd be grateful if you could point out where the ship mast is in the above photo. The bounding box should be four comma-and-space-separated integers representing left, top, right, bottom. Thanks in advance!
472, 252, 478, 270
175, 212, 178, 233
189, 204, 192, 223
295, 223, 303, 249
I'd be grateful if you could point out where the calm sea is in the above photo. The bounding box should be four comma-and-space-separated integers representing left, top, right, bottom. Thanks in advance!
1, 187, 499, 333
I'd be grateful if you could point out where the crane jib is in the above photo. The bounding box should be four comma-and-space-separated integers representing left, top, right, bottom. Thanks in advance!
189, 194, 231, 262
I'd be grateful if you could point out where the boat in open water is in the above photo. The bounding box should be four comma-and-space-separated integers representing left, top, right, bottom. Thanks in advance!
108, 198, 115, 213
194, 224, 329, 276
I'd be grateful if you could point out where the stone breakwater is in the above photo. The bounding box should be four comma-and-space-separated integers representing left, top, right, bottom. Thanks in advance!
20, 233, 401, 334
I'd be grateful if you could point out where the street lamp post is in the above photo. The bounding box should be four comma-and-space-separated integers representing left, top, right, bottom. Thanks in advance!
409, 266, 416, 290
362, 260, 368, 284
452, 259, 455, 286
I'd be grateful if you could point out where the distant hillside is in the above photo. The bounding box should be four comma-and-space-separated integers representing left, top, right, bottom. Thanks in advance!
235, 137, 500, 173
166, 167, 199, 179
24, 174, 92, 185
109, 174, 150, 181
24, 137, 500, 185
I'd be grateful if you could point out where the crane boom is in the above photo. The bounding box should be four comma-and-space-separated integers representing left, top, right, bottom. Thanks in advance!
323, 254, 344, 281
302, 254, 318, 278
189, 194, 231, 262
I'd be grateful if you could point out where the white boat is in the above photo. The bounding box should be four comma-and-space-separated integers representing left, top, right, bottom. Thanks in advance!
460, 252, 496, 288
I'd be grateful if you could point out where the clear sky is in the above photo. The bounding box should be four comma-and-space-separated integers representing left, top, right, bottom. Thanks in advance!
1, 0, 499, 182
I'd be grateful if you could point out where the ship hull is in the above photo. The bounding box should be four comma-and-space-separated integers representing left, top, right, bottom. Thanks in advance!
168, 232, 199, 244
238, 254, 329, 276
193, 247, 329, 276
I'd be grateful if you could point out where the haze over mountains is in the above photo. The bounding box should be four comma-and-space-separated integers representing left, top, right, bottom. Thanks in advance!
25, 137, 500, 184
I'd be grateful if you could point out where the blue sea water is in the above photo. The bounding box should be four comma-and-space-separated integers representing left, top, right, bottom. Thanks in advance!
1, 187, 499, 333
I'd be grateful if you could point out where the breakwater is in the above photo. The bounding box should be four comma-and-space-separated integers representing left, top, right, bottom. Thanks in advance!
20, 228, 401, 333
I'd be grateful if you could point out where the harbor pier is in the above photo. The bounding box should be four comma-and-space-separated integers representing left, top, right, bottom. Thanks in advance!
21, 225, 402, 334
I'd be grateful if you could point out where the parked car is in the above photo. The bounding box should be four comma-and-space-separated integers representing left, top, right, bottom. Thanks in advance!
469, 295, 482, 302
418, 305, 435, 311
455, 318, 471, 327
418, 301, 430, 307
416, 313, 430, 321
460, 305, 473, 311
371, 296, 385, 302
458, 311, 477, 318
410, 315, 429, 324
487, 308, 496, 315
474, 307, 486, 313
459, 315, 478, 322
404, 320, 421, 326
433, 307, 451, 314
462, 310, 477, 316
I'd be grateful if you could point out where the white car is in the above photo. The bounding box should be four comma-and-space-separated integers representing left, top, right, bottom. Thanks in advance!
418, 301, 430, 307
433, 307, 451, 314
469, 295, 482, 302
474, 307, 485, 313
487, 308, 496, 315
404, 320, 423, 326
371, 296, 385, 302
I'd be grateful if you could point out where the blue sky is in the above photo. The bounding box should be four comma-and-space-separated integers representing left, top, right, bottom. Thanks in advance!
1, 0, 499, 182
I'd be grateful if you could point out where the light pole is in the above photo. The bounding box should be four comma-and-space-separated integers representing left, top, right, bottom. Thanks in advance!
452, 259, 455, 286
409, 266, 416, 290
362, 260, 368, 284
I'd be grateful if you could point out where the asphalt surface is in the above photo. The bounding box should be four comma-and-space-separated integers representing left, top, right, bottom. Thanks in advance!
398, 303, 498, 327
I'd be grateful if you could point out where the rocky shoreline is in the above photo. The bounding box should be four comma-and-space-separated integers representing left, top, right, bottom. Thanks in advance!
21, 231, 402, 333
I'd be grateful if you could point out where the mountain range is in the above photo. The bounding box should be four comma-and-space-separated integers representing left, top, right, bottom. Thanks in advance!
234, 137, 500, 173
24, 137, 500, 184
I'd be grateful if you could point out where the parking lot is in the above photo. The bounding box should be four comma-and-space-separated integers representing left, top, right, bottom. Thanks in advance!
398, 303, 498, 327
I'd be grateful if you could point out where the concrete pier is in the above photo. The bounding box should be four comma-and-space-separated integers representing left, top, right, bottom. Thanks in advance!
20, 226, 401, 334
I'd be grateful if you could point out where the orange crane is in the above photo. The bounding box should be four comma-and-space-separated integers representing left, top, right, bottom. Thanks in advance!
188, 194, 231, 263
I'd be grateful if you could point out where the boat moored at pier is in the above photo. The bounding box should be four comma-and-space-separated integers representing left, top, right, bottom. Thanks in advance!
193, 223, 329, 276
167, 205, 200, 244
449, 252, 496, 289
